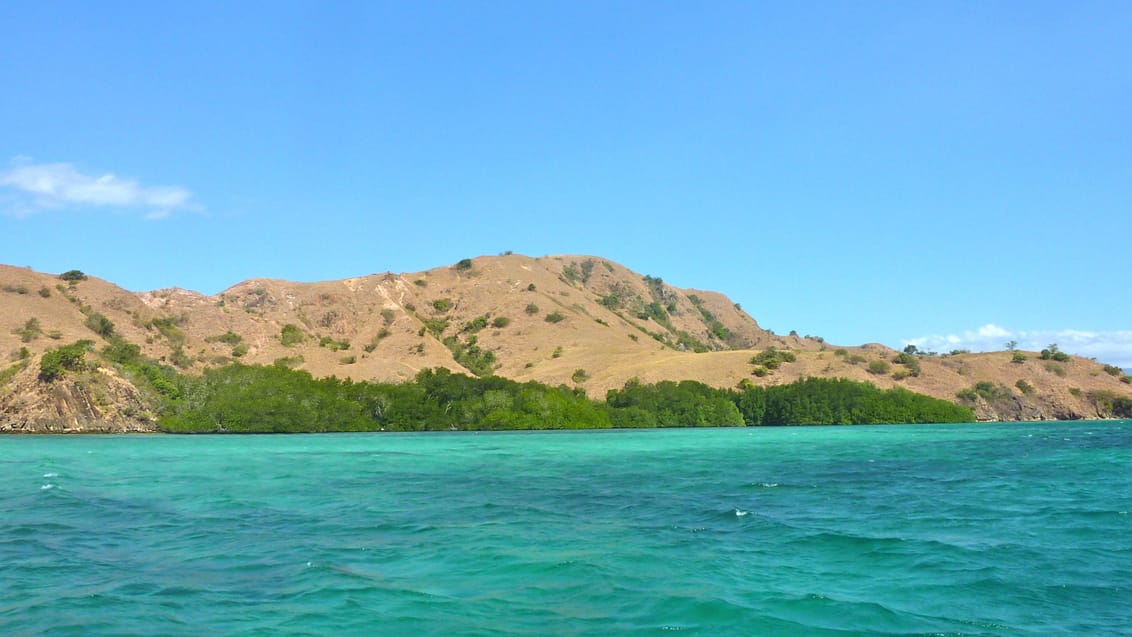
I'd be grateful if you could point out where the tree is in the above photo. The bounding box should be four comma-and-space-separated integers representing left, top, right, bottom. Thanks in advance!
1005, 340, 1018, 351
58, 270, 87, 283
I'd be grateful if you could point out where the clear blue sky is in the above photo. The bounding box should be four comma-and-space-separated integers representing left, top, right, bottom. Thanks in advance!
2, 2, 1130, 366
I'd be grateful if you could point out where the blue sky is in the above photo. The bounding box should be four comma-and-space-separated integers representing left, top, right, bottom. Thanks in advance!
2, 2, 1130, 367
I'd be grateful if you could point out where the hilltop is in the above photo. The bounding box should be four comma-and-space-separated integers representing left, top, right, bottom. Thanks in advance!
2, 254, 1130, 432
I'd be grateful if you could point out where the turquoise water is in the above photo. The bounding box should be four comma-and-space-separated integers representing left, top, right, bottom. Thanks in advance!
3, 422, 1131, 636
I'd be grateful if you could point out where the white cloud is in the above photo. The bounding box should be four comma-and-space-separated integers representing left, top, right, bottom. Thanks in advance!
904, 323, 1132, 369
0, 159, 197, 218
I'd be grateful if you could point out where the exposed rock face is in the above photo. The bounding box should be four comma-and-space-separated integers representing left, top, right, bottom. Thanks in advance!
972, 394, 1083, 422
0, 362, 156, 433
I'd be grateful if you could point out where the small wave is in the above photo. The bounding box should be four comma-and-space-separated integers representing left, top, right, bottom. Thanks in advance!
43, 472, 58, 478
41, 484, 55, 490
734, 508, 750, 517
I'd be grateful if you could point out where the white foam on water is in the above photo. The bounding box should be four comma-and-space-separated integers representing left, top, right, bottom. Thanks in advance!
43, 472, 58, 478
734, 508, 750, 517
41, 484, 55, 490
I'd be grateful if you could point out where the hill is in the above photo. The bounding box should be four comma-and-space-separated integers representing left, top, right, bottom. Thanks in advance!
2, 255, 1130, 432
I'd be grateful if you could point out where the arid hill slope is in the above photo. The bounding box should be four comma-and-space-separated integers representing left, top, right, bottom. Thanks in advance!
2, 255, 1130, 431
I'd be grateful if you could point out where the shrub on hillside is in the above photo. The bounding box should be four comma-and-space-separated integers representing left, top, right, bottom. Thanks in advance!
280, 324, 305, 346
84, 313, 115, 338
867, 360, 891, 375
39, 340, 94, 382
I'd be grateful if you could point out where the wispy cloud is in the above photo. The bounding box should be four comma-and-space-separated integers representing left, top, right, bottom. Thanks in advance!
0, 158, 197, 219
905, 324, 1132, 369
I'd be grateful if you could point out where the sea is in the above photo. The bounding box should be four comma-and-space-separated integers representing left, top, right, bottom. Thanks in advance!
2, 421, 1130, 636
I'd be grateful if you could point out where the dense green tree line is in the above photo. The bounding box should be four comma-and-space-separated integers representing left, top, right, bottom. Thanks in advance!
154, 364, 973, 433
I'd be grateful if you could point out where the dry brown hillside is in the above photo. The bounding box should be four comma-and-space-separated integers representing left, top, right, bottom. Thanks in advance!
2, 255, 1130, 431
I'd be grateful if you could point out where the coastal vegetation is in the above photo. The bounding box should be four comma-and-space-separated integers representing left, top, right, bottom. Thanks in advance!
156, 363, 974, 433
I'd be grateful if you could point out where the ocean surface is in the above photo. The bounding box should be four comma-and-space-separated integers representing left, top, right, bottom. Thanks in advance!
2, 421, 1131, 636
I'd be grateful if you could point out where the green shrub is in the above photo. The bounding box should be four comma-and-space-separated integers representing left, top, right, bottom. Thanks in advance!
231, 344, 249, 358
101, 337, 142, 365
14, 318, 43, 343
206, 331, 243, 345
422, 318, 448, 337
84, 313, 115, 338
545, 312, 565, 323
38, 287, 51, 298
1040, 344, 1071, 362
59, 270, 87, 283
455, 258, 474, 271
492, 316, 511, 329
1012, 351, 1027, 364
319, 336, 351, 351
968, 381, 1010, 401
749, 348, 795, 372
441, 334, 496, 377
273, 355, 305, 368
280, 324, 305, 346
461, 315, 489, 333
1, 360, 26, 387
867, 360, 891, 375
572, 368, 589, 383
833, 348, 848, 357
1016, 379, 1035, 395
432, 298, 453, 312
525, 303, 540, 315
1102, 364, 1122, 377
39, 340, 93, 381
169, 346, 192, 369
892, 352, 922, 376
364, 328, 393, 353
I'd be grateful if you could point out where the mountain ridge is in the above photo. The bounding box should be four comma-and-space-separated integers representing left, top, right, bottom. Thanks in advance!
3, 254, 1130, 432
